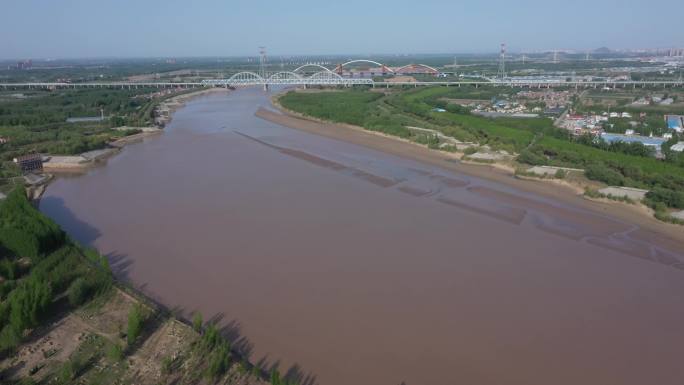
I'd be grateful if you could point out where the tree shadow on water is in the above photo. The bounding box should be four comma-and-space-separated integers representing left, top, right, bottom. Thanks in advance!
39, 196, 101, 245
198, 312, 319, 385
107, 251, 135, 281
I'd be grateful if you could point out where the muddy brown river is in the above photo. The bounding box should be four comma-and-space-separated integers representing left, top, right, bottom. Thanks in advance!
40, 88, 684, 385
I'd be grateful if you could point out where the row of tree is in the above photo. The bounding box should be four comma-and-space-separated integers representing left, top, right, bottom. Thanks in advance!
0, 188, 112, 356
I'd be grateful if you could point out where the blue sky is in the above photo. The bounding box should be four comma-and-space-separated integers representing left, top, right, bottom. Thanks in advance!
2, 0, 682, 59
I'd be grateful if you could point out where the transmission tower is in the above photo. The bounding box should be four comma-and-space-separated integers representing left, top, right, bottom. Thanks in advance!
497, 43, 506, 80
258, 46, 267, 78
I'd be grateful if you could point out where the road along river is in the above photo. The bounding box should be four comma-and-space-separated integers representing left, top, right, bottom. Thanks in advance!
40, 88, 684, 385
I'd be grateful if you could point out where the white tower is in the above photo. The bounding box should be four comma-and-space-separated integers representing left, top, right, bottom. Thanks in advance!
258, 46, 267, 78
497, 43, 506, 80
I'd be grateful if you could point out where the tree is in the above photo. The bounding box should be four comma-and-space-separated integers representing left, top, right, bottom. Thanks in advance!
8, 276, 52, 332
0, 325, 21, 354
67, 277, 91, 307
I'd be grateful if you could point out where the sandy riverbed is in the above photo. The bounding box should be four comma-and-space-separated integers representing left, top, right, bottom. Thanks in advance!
260, 103, 684, 246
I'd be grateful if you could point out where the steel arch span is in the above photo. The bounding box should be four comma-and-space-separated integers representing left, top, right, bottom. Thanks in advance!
268, 72, 304, 84
308, 71, 338, 85
228, 72, 265, 86
394, 64, 440, 74
292, 64, 333, 73
335, 60, 395, 73
201, 71, 373, 86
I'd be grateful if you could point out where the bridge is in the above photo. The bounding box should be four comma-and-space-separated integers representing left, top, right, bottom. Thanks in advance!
2, 80, 683, 90
202, 70, 373, 87
1, 59, 683, 89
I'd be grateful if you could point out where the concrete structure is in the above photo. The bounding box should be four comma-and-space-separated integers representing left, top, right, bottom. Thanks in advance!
468, 151, 510, 161
598, 186, 649, 201
81, 148, 118, 161
42, 155, 89, 170
672, 210, 684, 220
527, 165, 582, 176
23, 173, 48, 186
113, 126, 160, 133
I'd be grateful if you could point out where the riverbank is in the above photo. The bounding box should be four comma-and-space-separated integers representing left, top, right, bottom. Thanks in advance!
154, 87, 227, 126
27, 87, 229, 200
266, 98, 684, 245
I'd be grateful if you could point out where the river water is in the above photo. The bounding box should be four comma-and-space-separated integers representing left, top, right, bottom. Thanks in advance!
40, 88, 684, 385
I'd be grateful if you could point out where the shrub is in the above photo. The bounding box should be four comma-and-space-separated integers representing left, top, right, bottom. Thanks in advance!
107, 343, 123, 362
192, 312, 203, 333
517, 149, 546, 165
206, 344, 230, 379
554, 169, 567, 179
584, 163, 624, 186
127, 304, 144, 346
646, 187, 684, 209
161, 356, 173, 374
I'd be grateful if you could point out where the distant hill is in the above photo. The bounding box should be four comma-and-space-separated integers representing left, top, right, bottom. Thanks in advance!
594, 47, 611, 54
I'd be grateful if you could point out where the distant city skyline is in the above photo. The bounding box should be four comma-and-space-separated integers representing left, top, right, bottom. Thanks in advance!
2, 0, 683, 60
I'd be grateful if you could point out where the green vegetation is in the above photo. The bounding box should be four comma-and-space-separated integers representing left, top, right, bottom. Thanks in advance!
645, 187, 684, 209
106, 343, 124, 362
196, 323, 232, 380
126, 303, 145, 346
0, 188, 64, 258
279, 90, 382, 127
192, 311, 203, 333
0, 87, 171, 186
0, 187, 112, 357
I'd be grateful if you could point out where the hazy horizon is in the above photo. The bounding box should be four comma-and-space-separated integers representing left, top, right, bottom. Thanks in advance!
2, 0, 683, 60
